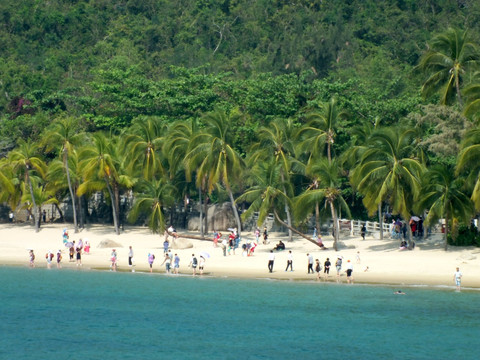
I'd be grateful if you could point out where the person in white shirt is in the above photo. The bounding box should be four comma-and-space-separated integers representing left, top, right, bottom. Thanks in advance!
345, 260, 354, 284
285, 250, 293, 272
453, 267, 462, 291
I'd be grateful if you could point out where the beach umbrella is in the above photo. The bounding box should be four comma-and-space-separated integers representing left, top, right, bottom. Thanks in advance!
199, 251, 211, 258
65, 241, 73, 248
410, 216, 420, 222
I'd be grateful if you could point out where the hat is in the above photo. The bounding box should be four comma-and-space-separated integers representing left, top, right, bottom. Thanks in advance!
347, 259, 351, 262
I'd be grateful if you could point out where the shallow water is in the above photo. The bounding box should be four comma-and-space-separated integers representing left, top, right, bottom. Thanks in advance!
1, 266, 479, 359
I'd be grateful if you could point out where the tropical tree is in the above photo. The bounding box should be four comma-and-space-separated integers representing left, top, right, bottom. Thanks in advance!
250, 117, 298, 241
20, 178, 59, 226
238, 159, 323, 247
43, 117, 84, 232
457, 127, 480, 211
78, 133, 134, 235
351, 127, 424, 244
299, 97, 348, 163
124, 117, 165, 180
0, 158, 20, 211
417, 28, 480, 107
127, 178, 176, 235
185, 110, 244, 236
9, 140, 46, 232
416, 165, 474, 250
295, 159, 351, 251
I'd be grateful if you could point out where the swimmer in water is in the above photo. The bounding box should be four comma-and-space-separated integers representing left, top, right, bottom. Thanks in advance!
394, 290, 406, 295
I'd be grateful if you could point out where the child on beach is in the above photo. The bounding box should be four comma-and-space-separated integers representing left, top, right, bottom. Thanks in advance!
111, 249, 117, 271
56, 250, 62, 268
29, 250, 35, 267
148, 253, 155, 273
84, 240, 90, 255
315, 259, 322, 281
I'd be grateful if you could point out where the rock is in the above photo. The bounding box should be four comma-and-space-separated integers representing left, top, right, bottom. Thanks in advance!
457, 254, 477, 261
97, 239, 123, 248
188, 202, 236, 232
170, 238, 193, 249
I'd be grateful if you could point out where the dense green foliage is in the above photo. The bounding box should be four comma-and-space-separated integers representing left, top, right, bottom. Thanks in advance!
1, 0, 480, 247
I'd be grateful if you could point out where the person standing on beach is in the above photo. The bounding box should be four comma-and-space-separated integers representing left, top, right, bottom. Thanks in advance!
285, 250, 293, 272
307, 253, 314, 274
268, 250, 275, 273
46, 250, 54, 269
345, 260, 354, 284
453, 267, 462, 291
335, 257, 342, 282
315, 259, 322, 281
255, 227, 260, 244
28, 250, 35, 267
199, 255, 206, 275
263, 227, 269, 244
160, 253, 172, 273
163, 239, 169, 254
356, 251, 361, 264
56, 250, 62, 268
189, 254, 198, 275
173, 253, 180, 274
324, 258, 331, 280
111, 249, 118, 271
128, 246, 134, 272
76, 244, 82, 266
148, 253, 155, 273
69, 241, 75, 262
361, 224, 366, 240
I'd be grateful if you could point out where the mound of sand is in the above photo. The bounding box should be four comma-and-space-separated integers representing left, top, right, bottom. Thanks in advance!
97, 239, 123, 249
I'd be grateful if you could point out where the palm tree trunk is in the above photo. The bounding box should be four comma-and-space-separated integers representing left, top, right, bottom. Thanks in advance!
273, 211, 324, 248
64, 151, 78, 233
227, 185, 242, 237
105, 177, 120, 235
330, 201, 339, 251
315, 202, 320, 237
26, 169, 40, 232
54, 203, 64, 221
455, 73, 463, 108
280, 172, 293, 242
444, 213, 449, 251
203, 190, 208, 234
199, 187, 204, 236
378, 202, 383, 240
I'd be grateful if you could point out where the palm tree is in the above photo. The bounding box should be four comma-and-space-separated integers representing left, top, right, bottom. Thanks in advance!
0, 158, 20, 211
186, 110, 244, 236
417, 28, 480, 107
124, 117, 165, 180
237, 159, 322, 247
43, 117, 84, 232
9, 140, 46, 232
20, 178, 59, 226
295, 159, 351, 251
298, 97, 348, 163
250, 117, 297, 241
463, 72, 480, 120
351, 128, 424, 245
78, 133, 134, 235
416, 165, 474, 250
457, 127, 480, 211
127, 178, 176, 235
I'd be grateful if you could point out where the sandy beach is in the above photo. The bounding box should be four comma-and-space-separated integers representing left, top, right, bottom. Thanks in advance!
1, 223, 479, 289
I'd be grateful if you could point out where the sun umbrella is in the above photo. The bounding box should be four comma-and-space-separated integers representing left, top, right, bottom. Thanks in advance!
199, 251, 211, 258
410, 216, 420, 222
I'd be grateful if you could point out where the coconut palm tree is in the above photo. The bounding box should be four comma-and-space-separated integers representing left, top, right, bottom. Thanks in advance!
298, 97, 348, 163
416, 165, 474, 250
295, 159, 351, 251
351, 127, 424, 245
9, 140, 46, 232
78, 133, 134, 235
0, 158, 20, 211
43, 117, 85, 232
124, 116, 165, 180
185, 110, 244, 236
417, 28, 480, 107
250, 117, 297, 241
456, 127, 480, 211
127, 178, 176, 235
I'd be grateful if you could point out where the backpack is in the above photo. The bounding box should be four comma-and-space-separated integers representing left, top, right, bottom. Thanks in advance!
192, 257, 198, 266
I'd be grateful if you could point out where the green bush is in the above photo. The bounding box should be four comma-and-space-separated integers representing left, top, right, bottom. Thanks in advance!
447, 224, 480, 247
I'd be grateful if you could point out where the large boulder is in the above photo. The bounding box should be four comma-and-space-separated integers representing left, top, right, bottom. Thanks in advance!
188, 202, 236, 232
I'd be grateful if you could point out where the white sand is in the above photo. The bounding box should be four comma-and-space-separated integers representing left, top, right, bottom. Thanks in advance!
1, 223, 479, 289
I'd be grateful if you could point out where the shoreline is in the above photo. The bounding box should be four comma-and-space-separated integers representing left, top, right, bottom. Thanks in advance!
1, 223, 479, 290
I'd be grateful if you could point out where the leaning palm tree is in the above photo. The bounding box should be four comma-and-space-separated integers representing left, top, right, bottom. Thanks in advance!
43, 117, 85, 232
295, 159, 351, 251
127, 178, 176, 235
20, 178, 59, 226
185, 110, 244, 236
416, 165, 474, 250
417, 27, 480, 107
9, 140, 46, 232
351, 127, 424, 245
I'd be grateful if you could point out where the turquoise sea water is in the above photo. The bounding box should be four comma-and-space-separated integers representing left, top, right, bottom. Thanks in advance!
1, 267, 479, 360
